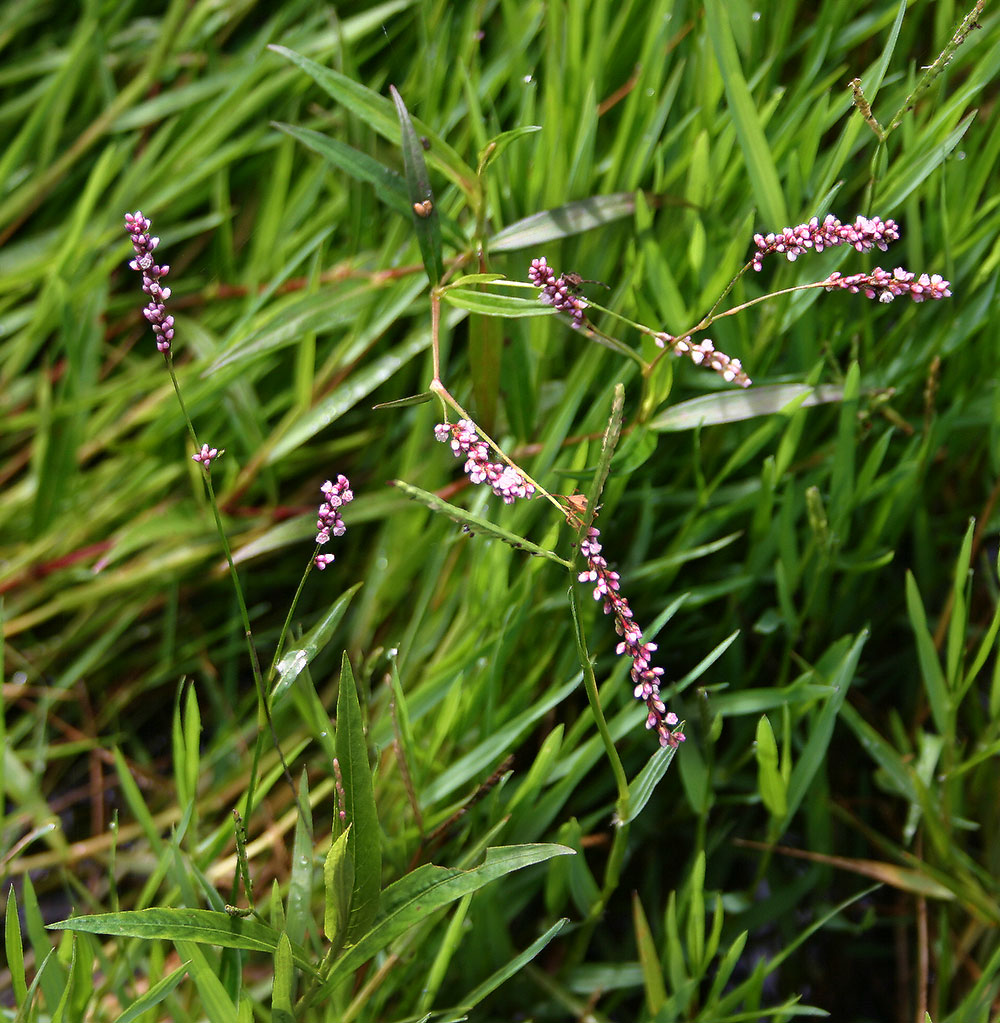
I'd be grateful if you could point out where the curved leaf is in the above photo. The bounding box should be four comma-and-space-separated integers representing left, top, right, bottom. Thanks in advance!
489, 193, 636, 251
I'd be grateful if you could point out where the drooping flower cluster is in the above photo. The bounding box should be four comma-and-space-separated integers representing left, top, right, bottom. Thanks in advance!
655, 333, 751, 388
823, 267, 952, 304
528, 257, 587, 329
314, 474, 353, 570
124, 211, 174, 353
578, 527, 685, 749
192, 444, 224, 470
434, 420, 535, 504
752, 214, 900, 271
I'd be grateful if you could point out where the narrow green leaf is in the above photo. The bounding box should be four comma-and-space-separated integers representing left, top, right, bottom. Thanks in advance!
686, 852, 707, 978
49, 929, 77, 1023
586, 383, 625, 533
477, 126, 542, 174
271, 582, 363, 704
336, 652, 382, 944
946, 519, 975, 688
268, 319, 430, 462
905, 572, 951, 735
704, 0, 787, 226
270, 932, 295, 1023
372, 391, 434, 410
417, 892, 473, 1014
755, 715, 787, 818
267, 46, 476, 199
273, 122, 411, 217
286, 771, 314, 947
633, 893, 667, 1014
323, 827, 354, 950
111, 961, 190, 1023
488, 193, 637, 250
23, 873, 65, 1011
784, 632, 866, 825
623, 740, 681, 824
306, 845, 572, 1006
173, 941, 237, 1023
875, 111, 977, 210
5, 885, 26, 1006
182, 683, 201, 819
448, 918, 567, 1013
442, 288, 553, 317
50, 909, 319, 977
390, 479, 572, 567
650, 384, 843, 432
390, 85, 443, 284
447, 273, 508, 287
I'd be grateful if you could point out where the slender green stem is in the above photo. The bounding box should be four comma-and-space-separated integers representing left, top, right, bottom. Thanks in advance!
167, 358, 299, 818
569, 589, 630, 806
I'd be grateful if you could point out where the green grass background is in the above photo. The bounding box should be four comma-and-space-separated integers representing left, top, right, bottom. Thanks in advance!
3, 1, 1000, 1020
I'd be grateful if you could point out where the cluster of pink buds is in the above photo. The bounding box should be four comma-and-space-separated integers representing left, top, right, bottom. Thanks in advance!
752, 214, 900, 271
434, 420, 535, 504
314, 474, 353, 570
192, 444, 224, 470
124, 211, 174, 353
823, 267, 952, 304
655, 333, 751, 388
578, 527, 685, 749
528, 257, 587, 329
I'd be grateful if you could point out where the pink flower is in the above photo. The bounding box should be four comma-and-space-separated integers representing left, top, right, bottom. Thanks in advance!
192, 444, 224, 470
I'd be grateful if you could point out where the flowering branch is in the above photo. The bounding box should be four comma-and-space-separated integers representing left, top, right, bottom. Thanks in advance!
578, 528, 685, 749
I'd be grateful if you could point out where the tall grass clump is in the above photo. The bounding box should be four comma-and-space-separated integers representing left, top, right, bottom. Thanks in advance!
3, 2, 1000, 1022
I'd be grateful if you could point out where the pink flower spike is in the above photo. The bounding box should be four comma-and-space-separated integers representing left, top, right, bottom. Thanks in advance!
576, 525, 684, 749
124, 212, 176, 355
752, 213, 900, 271
312, 475, 352, 574
435, 420, 535, 505
528, 257, 587, 329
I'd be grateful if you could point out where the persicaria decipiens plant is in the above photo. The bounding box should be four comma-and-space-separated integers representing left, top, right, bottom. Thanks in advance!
429, 212, 951, 750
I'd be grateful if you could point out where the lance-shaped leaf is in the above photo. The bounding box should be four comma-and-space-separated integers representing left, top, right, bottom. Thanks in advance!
488, 193, 636, 250
271, 582, 362, 705
391, 85, 444, 284
391, 479, 571, 567
336, 653, 382, 943
49, 909, 319, 978
323, 826, 354, 951
304, 844, 572, 1007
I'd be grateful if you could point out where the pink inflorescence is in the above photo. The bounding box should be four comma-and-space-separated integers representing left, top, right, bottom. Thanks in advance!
529, 257, 588, 329
192, 444, 224, 470
578, 527, 685, 749
823, 267, 952, 304
124, 211, 175, 353
314, 474, 353, 571
752, 214, 900, 272
434, 420, 535, 504
655, 333, 751, 388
